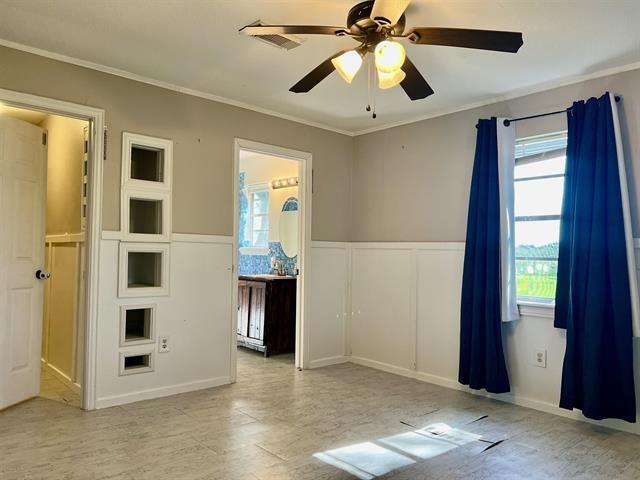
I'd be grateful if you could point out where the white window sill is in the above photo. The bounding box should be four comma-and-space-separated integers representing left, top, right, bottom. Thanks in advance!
239, 247, 269, 256
518, 300, 555, 319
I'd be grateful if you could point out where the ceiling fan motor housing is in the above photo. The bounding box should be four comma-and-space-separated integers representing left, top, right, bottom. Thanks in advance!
347, 0, 406, 39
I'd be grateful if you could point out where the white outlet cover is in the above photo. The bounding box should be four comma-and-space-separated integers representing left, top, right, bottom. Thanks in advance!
158, 336, 170, 353
535, 349, 547, 368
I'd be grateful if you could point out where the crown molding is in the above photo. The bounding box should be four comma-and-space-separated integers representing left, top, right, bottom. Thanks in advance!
2, 38, 640, 138
352, 60, 640, 136
0, 38, 354, 137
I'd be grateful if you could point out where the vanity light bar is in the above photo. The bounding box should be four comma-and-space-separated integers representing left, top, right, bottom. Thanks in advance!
270, 177, 299, 189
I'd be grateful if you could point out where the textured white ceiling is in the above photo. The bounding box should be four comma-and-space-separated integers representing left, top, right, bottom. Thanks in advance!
1, 0, 639, 134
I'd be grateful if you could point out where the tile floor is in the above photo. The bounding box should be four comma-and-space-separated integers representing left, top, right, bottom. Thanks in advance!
1, 348, 639, 479
39, 367, 81, 408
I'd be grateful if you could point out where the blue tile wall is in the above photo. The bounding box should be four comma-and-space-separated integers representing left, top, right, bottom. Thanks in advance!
238, 242, 297, 276
238, 172, 250, 248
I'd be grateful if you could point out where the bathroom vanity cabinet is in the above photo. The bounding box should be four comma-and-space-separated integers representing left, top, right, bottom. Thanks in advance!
237, 275, 296, 356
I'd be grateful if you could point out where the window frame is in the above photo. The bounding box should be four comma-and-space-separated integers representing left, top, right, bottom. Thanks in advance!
514, 131, 568, 313
240, 182, 270, 256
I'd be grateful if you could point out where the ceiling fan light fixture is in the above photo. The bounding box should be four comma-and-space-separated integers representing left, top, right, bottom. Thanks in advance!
374, 40, 406, 73
331, 49, 363, 84
377, 68, 406, 89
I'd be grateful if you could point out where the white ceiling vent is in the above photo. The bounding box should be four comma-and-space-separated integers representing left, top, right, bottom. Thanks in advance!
248, 20, 305, 51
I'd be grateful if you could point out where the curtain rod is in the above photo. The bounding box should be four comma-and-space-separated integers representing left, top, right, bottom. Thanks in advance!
503, 95, 621, 127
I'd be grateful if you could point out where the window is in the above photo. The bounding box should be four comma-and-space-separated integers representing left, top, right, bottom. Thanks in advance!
241, 183, 270, 253
514, 132, 568, 305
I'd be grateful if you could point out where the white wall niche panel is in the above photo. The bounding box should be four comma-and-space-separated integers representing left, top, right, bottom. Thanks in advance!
121, 188, 171, 242
118, 242, 170, 298
121, 132, 172, 191
119, 303, 156, 347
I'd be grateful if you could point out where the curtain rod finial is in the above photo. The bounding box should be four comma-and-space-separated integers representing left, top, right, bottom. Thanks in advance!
503, 119, 511, 127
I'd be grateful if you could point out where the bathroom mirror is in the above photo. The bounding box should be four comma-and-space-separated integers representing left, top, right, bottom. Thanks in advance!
279, 197, 299, 258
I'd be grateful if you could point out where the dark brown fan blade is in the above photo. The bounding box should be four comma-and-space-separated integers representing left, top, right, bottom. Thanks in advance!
290, 50, 347, 93
400, 57, 434, 100
370, 0, 412, 26
405, 27, 523, 53
239, 25, 347, 36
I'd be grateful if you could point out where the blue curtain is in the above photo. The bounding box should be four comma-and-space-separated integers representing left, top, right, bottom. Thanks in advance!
459, 118, 510, 394
554, 93, 636, 423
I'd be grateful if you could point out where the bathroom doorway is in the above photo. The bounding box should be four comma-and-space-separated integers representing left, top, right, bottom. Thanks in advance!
232, 139, 311, 378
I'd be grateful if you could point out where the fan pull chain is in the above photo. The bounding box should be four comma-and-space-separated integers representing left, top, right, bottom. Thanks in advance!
366, 55, 372, 113
372, 62, 377, 119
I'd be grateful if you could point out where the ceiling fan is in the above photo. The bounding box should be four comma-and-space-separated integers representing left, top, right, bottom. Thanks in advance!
240, 0, 523, 102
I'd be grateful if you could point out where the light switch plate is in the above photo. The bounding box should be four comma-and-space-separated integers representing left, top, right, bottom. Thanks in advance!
535, 348, 547, 368
158, 336, 170, 353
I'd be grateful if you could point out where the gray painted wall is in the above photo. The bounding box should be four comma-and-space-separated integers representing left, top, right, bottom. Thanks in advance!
2, 45, 639, 244
0, 46, 354, 241
353, 68, 640, 242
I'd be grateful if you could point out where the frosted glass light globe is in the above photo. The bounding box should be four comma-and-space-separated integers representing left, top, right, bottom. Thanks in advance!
374, 40, 406, 73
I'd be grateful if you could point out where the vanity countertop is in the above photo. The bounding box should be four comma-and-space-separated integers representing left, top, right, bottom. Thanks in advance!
239, 274, 296, 281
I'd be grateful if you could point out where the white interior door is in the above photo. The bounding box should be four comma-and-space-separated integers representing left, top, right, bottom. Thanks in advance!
0, 115, 47, 410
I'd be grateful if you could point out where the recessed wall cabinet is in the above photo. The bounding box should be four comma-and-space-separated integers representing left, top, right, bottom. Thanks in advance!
118, 243, 170, 298
120, 304, 156, 346
119, 350, 154, 376
121, 132, 172, 191
121, 189, 171, 242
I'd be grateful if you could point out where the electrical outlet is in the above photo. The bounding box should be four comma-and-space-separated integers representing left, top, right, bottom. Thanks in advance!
535, 348, 547, 368
158, 336, 170, 353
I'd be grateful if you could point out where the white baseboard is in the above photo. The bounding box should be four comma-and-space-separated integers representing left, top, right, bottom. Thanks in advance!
95, 376, 231, 409
41, 361, 81, 394
309, 355, 349, 368
348, 355, 640, 436
349, 356, 416, 379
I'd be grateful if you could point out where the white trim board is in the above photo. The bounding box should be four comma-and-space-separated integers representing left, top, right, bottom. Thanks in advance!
309, 355, 350, 369
352, 61, 640, 136
0, 39, 352, 137
101, 231, 234, 244
46, 233, 86, 244
95, 376, 231, 409
2, 39, 640, 137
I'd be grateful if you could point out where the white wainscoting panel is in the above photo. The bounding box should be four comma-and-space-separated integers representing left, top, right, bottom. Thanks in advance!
308, 242, 350, 368
346, 241, 640, 435
415, 246, 464, 383
95, 234, 233, 408
41, 234, 85, 392
351, 246, 415, 371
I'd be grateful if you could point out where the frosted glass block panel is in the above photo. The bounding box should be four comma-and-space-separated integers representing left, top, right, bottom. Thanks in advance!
252, 214, 268, 230
253, 230, 268, 247
252, 191, 269, 214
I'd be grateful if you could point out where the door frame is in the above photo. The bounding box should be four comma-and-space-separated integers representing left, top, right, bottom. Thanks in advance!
231, 138, 312, 377
0, 88, 104, 410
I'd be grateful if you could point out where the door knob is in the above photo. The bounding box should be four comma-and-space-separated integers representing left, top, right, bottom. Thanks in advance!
35, 269, 51, 280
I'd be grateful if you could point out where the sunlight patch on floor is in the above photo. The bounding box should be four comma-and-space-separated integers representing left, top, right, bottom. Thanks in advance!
313, 423, 481, 479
